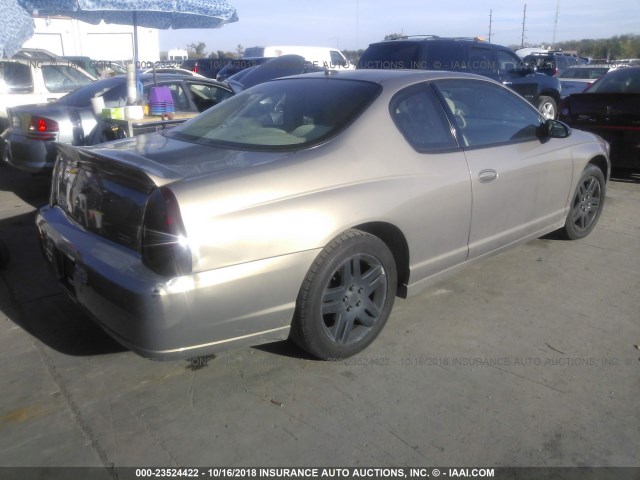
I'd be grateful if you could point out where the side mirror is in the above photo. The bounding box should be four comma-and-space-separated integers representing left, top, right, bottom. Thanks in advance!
538, 119, 571, 141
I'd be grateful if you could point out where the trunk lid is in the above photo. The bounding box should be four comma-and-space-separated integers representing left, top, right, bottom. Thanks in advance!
563, 93, 640, 127
52, 135, 292, 251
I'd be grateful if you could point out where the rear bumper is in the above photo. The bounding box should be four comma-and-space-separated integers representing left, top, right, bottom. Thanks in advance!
4, 132, 57, 173
36, 205, 319, 359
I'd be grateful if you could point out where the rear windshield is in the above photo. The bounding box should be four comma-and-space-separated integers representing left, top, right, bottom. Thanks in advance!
167, 77, 382, 151
587, 67, 640, 93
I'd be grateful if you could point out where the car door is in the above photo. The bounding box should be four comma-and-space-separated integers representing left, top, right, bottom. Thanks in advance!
495, 49, 539, 104
389, 83, 472, 283
433, 79, 574, 258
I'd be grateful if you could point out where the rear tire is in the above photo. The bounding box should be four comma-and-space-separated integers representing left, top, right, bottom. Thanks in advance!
291, 229, 397, 360
562, 165, 605, 240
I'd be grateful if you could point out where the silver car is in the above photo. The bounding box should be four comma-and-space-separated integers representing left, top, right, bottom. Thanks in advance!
3, 74, 234, 173
36, 70, 610, 360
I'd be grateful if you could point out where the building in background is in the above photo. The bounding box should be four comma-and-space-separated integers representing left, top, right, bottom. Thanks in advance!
23, 17, 160, 63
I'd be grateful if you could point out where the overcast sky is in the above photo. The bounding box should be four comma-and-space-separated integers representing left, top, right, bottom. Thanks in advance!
158, 0, 640, 54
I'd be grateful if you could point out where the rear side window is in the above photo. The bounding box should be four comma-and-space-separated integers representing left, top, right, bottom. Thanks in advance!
468, 47, 496, 74
358, 43, 420, 69
390, 84, 458, 152
423, 43, 467, 71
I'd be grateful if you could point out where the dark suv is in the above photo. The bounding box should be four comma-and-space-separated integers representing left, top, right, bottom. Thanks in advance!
358, 36, 562, 119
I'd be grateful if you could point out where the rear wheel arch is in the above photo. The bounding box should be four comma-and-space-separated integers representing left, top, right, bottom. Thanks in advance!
353, 222, 410, 298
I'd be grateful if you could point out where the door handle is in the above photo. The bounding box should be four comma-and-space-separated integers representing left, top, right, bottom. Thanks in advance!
478, 169, 498, 183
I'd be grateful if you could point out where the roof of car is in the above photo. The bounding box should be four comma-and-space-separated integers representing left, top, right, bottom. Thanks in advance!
375, 35, 487, 43
280, 68, 495, 85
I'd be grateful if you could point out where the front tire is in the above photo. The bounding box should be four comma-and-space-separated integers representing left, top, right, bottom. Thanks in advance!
562, 165, 606, 240
291, 229, 397, 360
538, 96, 557, 120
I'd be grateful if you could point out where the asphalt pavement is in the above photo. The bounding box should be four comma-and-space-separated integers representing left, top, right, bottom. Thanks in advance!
0, 162, 638, 468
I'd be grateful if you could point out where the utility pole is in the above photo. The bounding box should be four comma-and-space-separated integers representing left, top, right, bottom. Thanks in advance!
521, 4, 527, 48
488, 9, 493, 43
552, 0, 560, 46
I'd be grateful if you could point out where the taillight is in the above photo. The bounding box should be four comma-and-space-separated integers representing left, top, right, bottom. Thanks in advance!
142, 188, 192, 276
192, 64, 199, 73
27, 116, 59, 141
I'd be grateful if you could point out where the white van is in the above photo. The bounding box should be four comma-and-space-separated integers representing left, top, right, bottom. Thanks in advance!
243, 46, 353, 69
168, 48, 189, 62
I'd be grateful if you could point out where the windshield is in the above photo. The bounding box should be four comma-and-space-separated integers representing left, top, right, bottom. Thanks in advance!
587, 68, 640, 93
167, 77, 381, 151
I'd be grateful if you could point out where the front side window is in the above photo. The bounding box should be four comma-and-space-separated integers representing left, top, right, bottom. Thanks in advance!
187, 82, 234, 112
496, 50, 521, 73
390, 84, 457, 152
0, 62, 33, 92
167, 78, 381, 150
330, 50, 348, 67
434, 79, 543, 148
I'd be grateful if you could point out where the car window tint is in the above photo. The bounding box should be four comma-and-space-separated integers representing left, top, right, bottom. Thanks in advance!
0, 62, 33, 92
168, 78, 382, 151
390, 84, 457, 152
434, 79, 542, 148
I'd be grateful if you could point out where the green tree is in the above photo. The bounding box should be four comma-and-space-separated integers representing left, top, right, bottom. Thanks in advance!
187, 42, 207, 59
